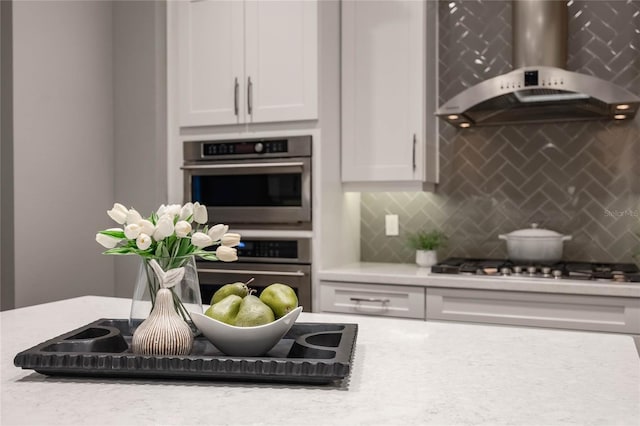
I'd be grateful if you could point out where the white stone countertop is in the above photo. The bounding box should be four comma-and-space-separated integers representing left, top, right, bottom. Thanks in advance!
2, 296, 639, 425
318, 262, 640, 298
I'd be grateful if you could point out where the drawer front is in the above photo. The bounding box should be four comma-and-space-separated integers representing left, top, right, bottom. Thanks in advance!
320, 281, 425, 319
426, 288, 640, 334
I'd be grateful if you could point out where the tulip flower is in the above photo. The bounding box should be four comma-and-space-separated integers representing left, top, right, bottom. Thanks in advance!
193, 202, 208, 224
107, 203, 128, 225
155, 204, 167, 217
216, 245, 238, 262
207, 224, 229, 241
175, 220, 192, 238
138, 219, 155, 236
153, 216, 174, 241
221, 233, 241, 247
95, 229, 123, 249
165, 204, 182, 217
191, 232, 213, 248
136, 233, 152, 250
126, 208, 143, 225
124, 223, 142, 240
179, 202, 194, 221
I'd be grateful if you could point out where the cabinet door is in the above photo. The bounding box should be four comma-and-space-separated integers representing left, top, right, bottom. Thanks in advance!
177, 0, 244, 126
244, 0, 318, 123
342, 0, 425, 182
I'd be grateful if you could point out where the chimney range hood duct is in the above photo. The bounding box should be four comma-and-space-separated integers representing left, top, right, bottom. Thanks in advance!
437, 0, 640, 128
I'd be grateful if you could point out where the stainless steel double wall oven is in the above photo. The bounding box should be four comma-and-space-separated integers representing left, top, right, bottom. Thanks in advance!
183, 135, 313, 309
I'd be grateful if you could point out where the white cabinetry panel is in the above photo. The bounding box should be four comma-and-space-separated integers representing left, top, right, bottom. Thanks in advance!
177, 1, 243, 126
320, 281, 425, 319
175, 0, 317, 127
341, 0, 437, 190
427, 288, 640, 334
245, 1, 317, 123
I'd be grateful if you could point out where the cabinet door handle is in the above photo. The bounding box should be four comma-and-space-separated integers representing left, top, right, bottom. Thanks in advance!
247, 76, 253, 115
350, 297, 390, 304
181, 161, 305, 171
412, 134, 417, 171
198, 268, 306, 277
234, 77, 239, 116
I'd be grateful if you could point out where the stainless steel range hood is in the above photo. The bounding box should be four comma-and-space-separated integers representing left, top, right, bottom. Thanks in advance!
436, 0, 640, 128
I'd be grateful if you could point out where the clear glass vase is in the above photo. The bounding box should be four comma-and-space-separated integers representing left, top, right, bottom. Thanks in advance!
129, 255, 202, 334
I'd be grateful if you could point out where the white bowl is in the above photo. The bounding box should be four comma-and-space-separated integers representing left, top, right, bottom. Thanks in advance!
191, 307, 303, 356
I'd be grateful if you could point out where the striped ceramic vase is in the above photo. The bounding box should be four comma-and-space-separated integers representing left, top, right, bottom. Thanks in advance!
131, 287, 194, 356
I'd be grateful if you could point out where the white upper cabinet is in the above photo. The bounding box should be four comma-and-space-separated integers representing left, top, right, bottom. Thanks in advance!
177, 1, 244, 126
176, 0, 318, 127
341, 0, 438, 191
244, 1, 318, 123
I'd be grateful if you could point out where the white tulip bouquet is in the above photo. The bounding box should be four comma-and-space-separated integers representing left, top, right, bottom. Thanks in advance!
96, 202, 241, 326
96, 202, 240, 266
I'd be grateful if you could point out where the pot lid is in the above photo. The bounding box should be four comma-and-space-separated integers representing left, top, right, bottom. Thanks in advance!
505, 223, 565, 238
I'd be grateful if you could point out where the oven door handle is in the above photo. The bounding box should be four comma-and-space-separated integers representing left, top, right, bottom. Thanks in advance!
198, 268, 306, 277
181, 162, 304, 170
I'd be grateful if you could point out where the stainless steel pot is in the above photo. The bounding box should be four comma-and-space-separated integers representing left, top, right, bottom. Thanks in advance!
498, 223, 572, 263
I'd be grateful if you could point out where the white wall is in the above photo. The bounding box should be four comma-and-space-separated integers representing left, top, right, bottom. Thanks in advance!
12, 0, 115, 307
113, 0, 167, 298
316, 0, 360, 269
1, 0, 16, 311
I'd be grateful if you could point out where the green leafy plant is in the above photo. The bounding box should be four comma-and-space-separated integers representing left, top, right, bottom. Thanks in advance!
408, 230, 447, 251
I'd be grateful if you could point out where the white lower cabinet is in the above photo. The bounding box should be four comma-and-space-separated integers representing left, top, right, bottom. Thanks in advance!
320, 281, 425, 319
319, 278, 639, 334
426, 288, 640, 334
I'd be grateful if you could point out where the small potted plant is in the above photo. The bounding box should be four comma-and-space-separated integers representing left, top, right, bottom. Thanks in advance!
408, 229, 447, 268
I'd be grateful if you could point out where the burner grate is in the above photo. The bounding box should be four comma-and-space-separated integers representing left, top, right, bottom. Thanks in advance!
430, 258, 640, 283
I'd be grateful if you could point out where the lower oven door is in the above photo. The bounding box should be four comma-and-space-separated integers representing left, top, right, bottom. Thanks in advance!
197, 261, 312, 312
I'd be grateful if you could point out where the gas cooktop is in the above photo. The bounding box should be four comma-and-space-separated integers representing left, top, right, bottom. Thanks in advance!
430, 258, 640, 283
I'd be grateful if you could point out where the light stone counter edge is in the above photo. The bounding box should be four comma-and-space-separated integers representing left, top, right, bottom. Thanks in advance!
318, 262, 640, 298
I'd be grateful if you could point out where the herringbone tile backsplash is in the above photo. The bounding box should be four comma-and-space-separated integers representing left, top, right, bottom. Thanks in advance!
361, 0, 640, 264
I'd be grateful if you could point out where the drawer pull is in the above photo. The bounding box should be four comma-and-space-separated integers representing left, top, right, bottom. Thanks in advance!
350, 297, 390, 304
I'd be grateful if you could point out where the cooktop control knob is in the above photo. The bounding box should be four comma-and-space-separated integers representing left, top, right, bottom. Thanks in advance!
552, 270, 563, 279
513, 266, 522, 274
254, 142, 264, 153
501, 267, 511, 276
542, 267, 551, 277
527, 266, 537, 276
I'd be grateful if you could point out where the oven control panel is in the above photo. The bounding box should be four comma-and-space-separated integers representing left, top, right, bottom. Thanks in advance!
184, 135, 312, 162
202, 238, 311, 264
237, 240, 298, 259
202, 140, 288, 156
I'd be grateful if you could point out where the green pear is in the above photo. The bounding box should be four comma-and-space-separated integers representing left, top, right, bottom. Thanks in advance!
259, 283, 298, 319
233, 295, 275, 327
204, 294, 242, 325
210, 282, 249, 305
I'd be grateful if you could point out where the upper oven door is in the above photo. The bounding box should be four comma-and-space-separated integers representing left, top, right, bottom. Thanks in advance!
182, 157, 311, 225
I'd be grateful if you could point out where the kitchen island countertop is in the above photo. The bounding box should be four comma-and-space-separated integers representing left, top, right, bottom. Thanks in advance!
2, 296, 639, 425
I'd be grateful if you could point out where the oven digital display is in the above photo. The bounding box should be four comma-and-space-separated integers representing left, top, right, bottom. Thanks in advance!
237, 240, 298, 259
201, 240, 299, 259
524, 70, 538, 87
202, 140, 288, 156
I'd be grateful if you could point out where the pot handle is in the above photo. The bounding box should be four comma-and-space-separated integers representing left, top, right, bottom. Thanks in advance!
498, 234, 507, 240
562, 235, 572, 241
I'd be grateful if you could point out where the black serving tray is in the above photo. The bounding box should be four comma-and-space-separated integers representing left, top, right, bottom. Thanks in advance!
14, 319, 358, 385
